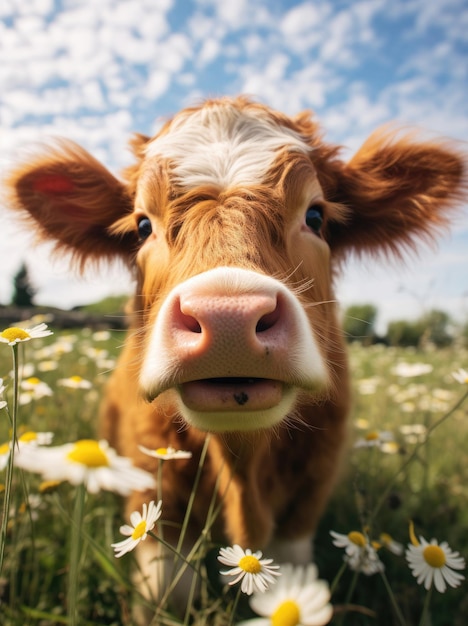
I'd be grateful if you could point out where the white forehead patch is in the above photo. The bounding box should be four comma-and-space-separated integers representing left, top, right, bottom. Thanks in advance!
145, 103, 310, 190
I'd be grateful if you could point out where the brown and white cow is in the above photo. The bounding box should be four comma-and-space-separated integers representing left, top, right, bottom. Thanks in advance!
5, 96, 466, 605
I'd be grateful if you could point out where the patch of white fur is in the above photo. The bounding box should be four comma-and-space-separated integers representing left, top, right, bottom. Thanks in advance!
145, 102, 310, 189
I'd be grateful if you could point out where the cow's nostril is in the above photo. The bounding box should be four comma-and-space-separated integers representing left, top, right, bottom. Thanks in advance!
256, 304, 280, 333
180, 312, 202, 333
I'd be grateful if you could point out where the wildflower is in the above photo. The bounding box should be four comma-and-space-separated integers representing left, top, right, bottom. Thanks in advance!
37, 360, 59, 372
237, 563, 333, 626
0, 430, 53, 471
57, 375, 92, 389
356, 377, 381, 395
406, 523, 465, 592
354, 418, 370, 430
330, 530, 384, 576
111, 500, 162, 557
354, 430, 394, 449
391, 362, 433, 378
400, 424, 427, 444
0, 323, 53, 346
452, 368, 468, 384
92, 330, 111, 341
380, 441, 400, 454
218, 544, 281, 595
20, 377, 53, 398
15, 439, 156, 495
138, 444, 192, 461
379, 533, 404, 556
39, 480, 62, 494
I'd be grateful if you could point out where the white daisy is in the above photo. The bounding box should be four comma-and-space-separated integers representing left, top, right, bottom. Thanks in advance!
354, 430, 394, 449
15, 439, 156, 495
330, 530, 384, 576
0, 430, 54, 471
399, 424, 427, 444
57, 375, 92, 389
218, 544, 281, 595
20, 377, 53, 398
37, 360, 59, 372
112, 500, 162, 557
406, 533, 465, 593
391, 362, 433, 378
379, 533, 404, 556
0, 323, 53, 346
92, 331, 111, 341
452, 368, 468, 384
138, 444, 192, 460
237, 563, 333, 626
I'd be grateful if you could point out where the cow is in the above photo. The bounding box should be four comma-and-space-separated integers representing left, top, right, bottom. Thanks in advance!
5, 96, 466, 612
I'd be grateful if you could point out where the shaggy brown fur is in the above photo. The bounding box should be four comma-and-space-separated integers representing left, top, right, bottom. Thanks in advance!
5, 96, 466, 558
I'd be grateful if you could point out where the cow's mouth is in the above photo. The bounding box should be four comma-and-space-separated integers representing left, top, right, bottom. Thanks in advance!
179, 377, 284, 412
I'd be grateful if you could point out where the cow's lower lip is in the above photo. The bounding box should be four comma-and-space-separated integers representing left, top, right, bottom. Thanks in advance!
179, 378, 284, 412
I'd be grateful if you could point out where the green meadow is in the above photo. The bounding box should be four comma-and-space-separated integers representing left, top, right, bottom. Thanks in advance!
0, 324, 466, 625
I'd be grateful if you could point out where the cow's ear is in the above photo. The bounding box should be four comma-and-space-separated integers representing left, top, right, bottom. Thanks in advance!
324, 129, 467, 258
5, 140, 138, 268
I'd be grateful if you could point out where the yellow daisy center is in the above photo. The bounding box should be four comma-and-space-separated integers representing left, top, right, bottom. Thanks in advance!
67, 440, 109, 467
1, 327, 30, 341
271, 599, 301, 626
131, 520, 147, 540
238, 555, 262, 574
19, 431, 38, 443
39, 480, 62, 494
365, 431, 379, 441
70, 376, 84, 383
25, 377, 41, 385
155, 447, 168, 455
0, 443, 10, 455
348, 531, 366, 547
423, 545, 446, 568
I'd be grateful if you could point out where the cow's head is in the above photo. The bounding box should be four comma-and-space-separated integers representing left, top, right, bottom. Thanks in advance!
6, 97, 465, 432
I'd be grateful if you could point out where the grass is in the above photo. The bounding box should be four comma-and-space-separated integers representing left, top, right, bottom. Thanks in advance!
0, 323, 467, 625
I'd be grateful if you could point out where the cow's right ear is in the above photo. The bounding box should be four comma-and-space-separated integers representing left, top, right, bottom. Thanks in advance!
5, 140, 138, 268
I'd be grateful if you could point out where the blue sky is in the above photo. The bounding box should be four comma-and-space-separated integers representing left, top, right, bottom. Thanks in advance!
1, 0, 467, 331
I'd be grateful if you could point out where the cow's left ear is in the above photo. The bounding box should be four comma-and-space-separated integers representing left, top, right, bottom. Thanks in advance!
323, 129, 467, 257
5, 139, 137, 268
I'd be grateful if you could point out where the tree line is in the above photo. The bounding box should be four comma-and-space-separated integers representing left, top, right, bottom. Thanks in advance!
344, 304, 468, 348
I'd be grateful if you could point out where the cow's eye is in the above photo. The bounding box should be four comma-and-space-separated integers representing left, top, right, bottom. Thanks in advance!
137, 216, 153, 241
305, 205, 323, 234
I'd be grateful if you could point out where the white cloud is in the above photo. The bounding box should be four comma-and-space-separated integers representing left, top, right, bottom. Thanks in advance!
280, 2, 331, 53
197, 37, 221, 66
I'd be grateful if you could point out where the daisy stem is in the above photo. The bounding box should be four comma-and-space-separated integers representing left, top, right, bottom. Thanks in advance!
157, 458, 164, 540
418, 586, 433, 626
337, 570, 359, 626
68, 482, 87, 626
183, 564, 199, 625
157, 458, 165, 591
379, 569, 407, 626
0, 344, 20, 577
330, 560, 348, 595
228, 585, 243, 626
174, 434, 211, 561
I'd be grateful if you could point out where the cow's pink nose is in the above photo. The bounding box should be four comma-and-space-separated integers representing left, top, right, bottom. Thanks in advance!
174, 292, 283, 356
